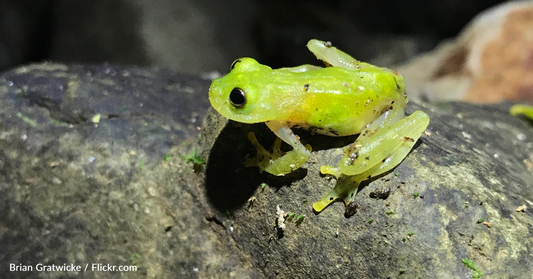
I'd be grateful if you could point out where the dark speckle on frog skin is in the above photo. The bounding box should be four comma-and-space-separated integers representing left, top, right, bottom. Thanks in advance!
348, 151, 359, 165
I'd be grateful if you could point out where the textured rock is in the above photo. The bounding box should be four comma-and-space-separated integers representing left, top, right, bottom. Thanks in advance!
0, 63, 261, 278
399, 1, 533, 103
201, 101, 533, 278
1, 63, 533, 278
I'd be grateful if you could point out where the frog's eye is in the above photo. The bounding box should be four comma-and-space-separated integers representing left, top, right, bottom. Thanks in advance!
230, 58, 241, 70
229, 87, 247, 108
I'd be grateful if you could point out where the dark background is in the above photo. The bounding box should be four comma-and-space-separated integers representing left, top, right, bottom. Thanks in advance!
0, 0, 506, 74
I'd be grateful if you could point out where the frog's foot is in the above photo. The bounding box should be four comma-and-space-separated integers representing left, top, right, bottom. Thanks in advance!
244, 132, 311, 176
312, 174, 363, 213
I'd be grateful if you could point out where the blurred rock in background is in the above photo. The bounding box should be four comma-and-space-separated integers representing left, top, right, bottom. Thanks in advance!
399, 1, 533, 103
0, 0, 506, 74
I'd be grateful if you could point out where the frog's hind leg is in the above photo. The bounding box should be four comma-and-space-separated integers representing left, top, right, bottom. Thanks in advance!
314, 110, 430, 214
338, 110, 429, 176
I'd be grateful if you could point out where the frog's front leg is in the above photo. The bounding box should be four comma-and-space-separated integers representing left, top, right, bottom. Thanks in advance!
245, 120, 311, 176
313, 110, 430, 213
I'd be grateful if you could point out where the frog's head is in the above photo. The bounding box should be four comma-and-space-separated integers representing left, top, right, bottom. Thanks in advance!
209, 58, 276, 123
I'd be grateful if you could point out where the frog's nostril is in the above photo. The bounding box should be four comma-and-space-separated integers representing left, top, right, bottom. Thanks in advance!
229, 87, 247, 108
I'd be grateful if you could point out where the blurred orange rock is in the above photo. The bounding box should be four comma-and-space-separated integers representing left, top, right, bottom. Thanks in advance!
400, 2, 533, 103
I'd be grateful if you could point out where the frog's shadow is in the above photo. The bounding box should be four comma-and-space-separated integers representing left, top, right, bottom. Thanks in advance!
204, 121, 357, 212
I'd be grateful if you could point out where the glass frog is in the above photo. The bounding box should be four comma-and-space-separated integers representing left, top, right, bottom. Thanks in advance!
209, 39, 430, 214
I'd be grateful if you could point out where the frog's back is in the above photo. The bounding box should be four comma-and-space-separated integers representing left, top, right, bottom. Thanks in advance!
276, 67, 407, 136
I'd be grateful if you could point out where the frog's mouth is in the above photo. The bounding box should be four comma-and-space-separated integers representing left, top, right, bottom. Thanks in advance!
224, 101, 274, 124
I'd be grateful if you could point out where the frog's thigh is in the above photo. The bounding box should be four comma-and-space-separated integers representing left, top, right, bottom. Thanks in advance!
339, 110, 430, 176
319, 108, 404, 178
257, 120, 311, 176
366, 106, 405, 132
368, 110, 430, 176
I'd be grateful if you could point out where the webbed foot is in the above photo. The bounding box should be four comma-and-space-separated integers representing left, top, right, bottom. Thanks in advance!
312, 174, 363, 213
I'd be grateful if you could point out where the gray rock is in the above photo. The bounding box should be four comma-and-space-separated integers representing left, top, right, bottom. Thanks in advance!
201, 100, 533, 278
1, 63, 532, 278
0, 63, 260, 278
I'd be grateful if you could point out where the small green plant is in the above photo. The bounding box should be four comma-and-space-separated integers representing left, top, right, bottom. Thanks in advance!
16, 112, 37, 127
399, 268, 406, 274
407, 231, 414, 237
260, 183, 267, 191
462, 258, 483, 278
183, 150, 206, 165
477, 218, 485, 224
296, 215, 305, 226
287, 212, 296, 221
385, 210, 394, 215
413, 192, 419, 198
138, 160, 145, 170
50, 119, 71, 127
368, 218, 374, 224
129, 253, 141, 266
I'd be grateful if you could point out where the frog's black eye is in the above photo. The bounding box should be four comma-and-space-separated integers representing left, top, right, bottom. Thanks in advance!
230, 58, 241, 70
229, 87, 247, 108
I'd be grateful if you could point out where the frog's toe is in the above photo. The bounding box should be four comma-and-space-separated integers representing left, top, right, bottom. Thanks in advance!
314, 175, 362, 213
312, 189, 340, 213
320, 165, 342, 178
